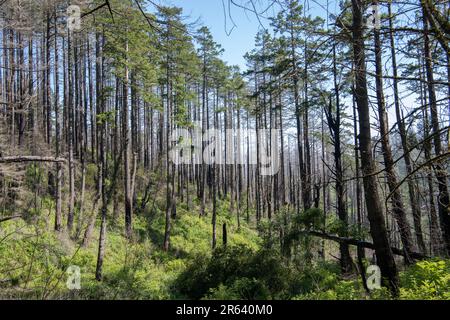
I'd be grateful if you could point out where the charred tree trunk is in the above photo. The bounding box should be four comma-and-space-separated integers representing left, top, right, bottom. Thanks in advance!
351, 0, 399, 296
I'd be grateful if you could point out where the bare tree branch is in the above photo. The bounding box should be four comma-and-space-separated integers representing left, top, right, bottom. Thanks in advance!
0, 156, 67, 163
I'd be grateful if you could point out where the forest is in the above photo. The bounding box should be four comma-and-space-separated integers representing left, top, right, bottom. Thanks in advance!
0, 0, 449, 300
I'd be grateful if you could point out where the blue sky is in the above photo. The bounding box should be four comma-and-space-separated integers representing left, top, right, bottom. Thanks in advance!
153, 1, 338, 70
144, 1, 427, 139
157, 0, 278, 69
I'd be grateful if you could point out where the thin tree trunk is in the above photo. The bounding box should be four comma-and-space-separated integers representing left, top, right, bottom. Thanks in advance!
123, 39, 133, 239
422, 13, 450, 256
54, 20, 62, 232
388, 2, 426, 255
373, 5, 416, 263
67, 32, 75, 233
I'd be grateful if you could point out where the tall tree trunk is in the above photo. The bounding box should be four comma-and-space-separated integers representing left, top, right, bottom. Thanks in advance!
420, 70, 441, 255
289, 19, 306, 213
95, 31, 107, 281
67, 32, 75, 233
123, 40, 133, 239
351, 0, 399, 296
327, 44, 353, 273
388, 2, 426, 255
422, 12, 450, 256
163, 38, 172, 250
302, 39, 311, 211
373, 4, 416, 263
54, 20, 62, 232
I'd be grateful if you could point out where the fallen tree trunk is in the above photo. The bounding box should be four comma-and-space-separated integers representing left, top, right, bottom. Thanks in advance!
0, 215, 22, 223
0, 156, 67, 164
305, 230, 428, 260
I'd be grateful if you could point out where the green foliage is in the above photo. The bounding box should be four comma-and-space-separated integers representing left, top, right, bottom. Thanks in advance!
290, 262, 341, 296
0, 217, 74, 299
25, 164, 46, 189
96, 111, 115, 125
293, 259, 450, 300
294, 208, 324, 230
294, 280, 362, 300
2, 162, 449, 301
205, 278, 271, 300
0, 192, 261, 300
2, 200, 449, 300
399, 260, 450, 300
176, 245, 292, 299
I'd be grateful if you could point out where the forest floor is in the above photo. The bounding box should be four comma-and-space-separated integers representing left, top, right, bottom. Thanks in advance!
0, 189, 449, 300
0, 192, 261, 299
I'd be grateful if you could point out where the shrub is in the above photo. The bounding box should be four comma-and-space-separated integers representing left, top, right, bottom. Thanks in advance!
176, 245, 291, 299
399, 259, 450, 300
205, 277, 271, 300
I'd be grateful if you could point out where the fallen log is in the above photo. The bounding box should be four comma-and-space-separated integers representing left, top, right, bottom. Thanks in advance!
304, 230, 428, 260
0, 156, 67, 164
0, 215, 22, 223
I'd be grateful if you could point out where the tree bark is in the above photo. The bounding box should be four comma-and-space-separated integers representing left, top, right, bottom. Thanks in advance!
351, 0, 399, 296
123, 39, 133, 239
373, 4, 416, 263
422, 12, 450, 256
388, 2, 425, 255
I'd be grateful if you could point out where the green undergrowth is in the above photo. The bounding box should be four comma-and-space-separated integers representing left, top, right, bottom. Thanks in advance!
0, 195, 448, 300
0, 195, 260, 299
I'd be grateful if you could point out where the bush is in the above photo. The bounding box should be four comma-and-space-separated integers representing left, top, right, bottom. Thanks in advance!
205, 278, 271, 300
176, 245, 292, 300
293, 280, 363, 300
399, 259, 450, 300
